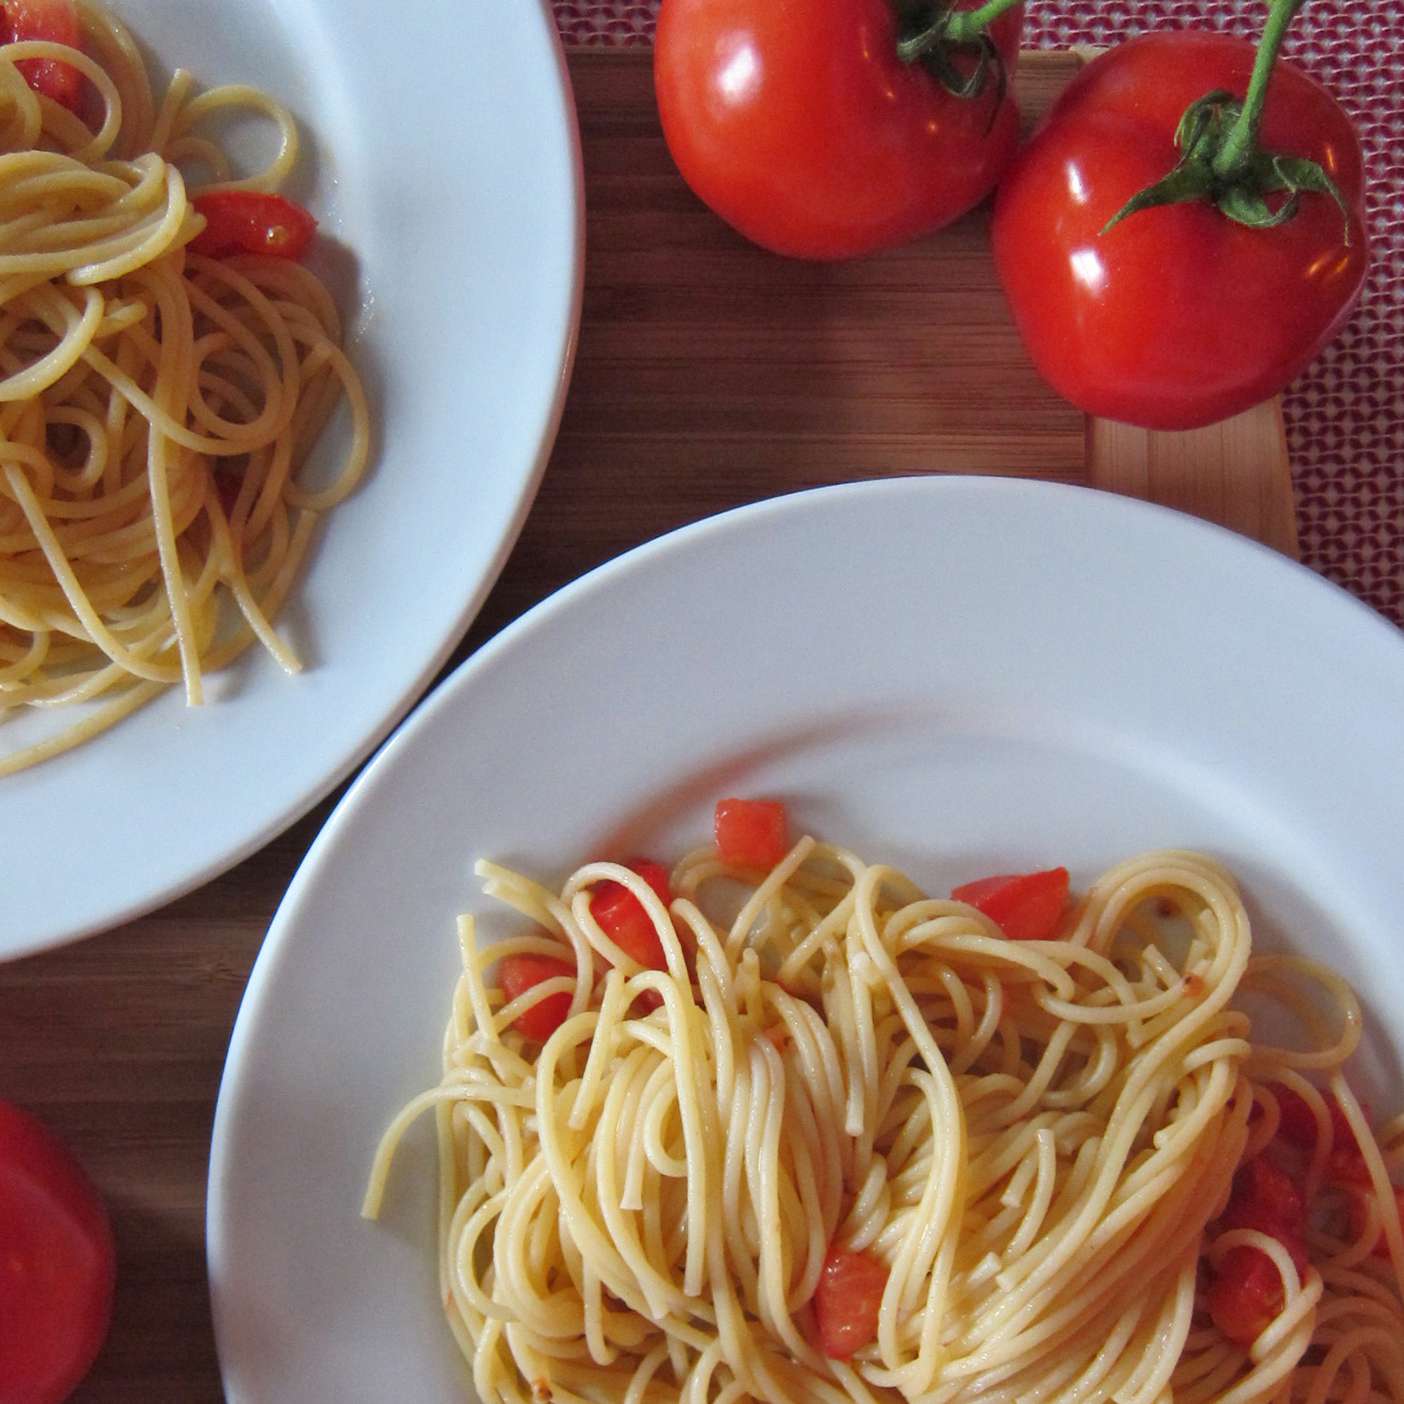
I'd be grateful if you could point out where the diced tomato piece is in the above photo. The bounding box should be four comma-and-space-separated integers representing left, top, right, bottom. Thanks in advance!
951, 867, 1070, 941
1327, 1145, 1373, 1187
1216, 1210, 1308, 1276
189, 191, 317, 260
2, 0, 83, 111
1272, 1082, 1374, 1186
1271, 1084, 1320, 1147
1346, 1184, 1404, 1260
497, 952, 575, 1042
1228, 1157, 1305, 1233
1214, 1157, 1310, 1274
714, 797, 789, 869
1272, 1084, 1364, 1155
590, 859, 672, 970
814, 1246, 887, 1360
1208, 1246, 1285, 1348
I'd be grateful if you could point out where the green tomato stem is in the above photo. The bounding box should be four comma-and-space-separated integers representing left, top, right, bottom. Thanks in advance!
898, 0, 1023, 62
1213, 0, 1309, 178
943, 0, 1024, 44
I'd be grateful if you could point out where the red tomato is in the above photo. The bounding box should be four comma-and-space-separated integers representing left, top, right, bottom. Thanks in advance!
951, 867, 1069, 940
714, 797, 789, 869
590, 860, 673, 970
1229, 1157, 1305, 1232
654, 0, 1023, 260
0, 1100, 115, 1404
992, 33, 1367, 430
189, 191, 317, 260
1217, 1157, 1307, 1273
814, 1246, 887, 1359
1208, 1245, 1284, 1348
1271, 1083, 1373, 1184
1271, 1083, 1328, 1147
2, 0, 83, 111
1326, 1145, 1373, 1188
1346, 1184, 1404, 1260
497, 952, 576, 1042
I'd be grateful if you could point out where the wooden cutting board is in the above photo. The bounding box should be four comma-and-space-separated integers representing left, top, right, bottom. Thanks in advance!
530, 47, 1298, 621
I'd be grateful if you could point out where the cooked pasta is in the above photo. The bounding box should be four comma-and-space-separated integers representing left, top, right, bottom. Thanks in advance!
364, 838, 1404, 1404
0, 1, 370, 777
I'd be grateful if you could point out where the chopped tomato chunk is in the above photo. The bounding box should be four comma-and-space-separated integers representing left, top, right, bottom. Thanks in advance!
2, 0, 83, 111
497, 952, 575, 1042
1272, 1084, 1365, 1154
590, 859, 672, 970
951, 867, 1069, 941
1271, 1084, 1320, 1146
1272, 1084, 1375, 1186
1327, 1145, 1373, 1187
1229, 1157, 1305, 1232
714, 798, 789, 869
1346, 1184, 1404, 1260
189, 191, 317, 260
1215, 1156, 1308, 1273
1208, 1246, 1287, 1347
814, 1246, 887, 1360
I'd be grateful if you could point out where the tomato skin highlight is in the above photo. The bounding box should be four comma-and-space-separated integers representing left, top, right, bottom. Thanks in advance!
497, 953, 576, 1042
189, 191, 317, 260
714, 798, 788, 869
1, 0, 83, 111
654, 0, 1022, 260
951, 867, 1069, 940
590, 860, 673, 970
814, 1246, 887, 1359
991, 33, 1367, 430
0, 1100, 115, 1404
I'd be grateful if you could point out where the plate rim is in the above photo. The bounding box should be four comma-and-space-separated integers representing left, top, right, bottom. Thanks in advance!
2, 0, 585, 960
206, 472, 1404, 1395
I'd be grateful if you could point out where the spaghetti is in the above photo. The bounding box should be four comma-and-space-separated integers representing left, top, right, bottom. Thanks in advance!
365, 838, 1404, 1404
0, 1, 370, 777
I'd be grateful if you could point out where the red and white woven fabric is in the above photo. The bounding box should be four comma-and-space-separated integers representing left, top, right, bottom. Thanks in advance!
551, 1, 1402, 627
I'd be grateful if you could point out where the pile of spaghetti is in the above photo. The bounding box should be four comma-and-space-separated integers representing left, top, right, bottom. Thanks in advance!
0, 0, 369, 776
365, 819, 1404, 1403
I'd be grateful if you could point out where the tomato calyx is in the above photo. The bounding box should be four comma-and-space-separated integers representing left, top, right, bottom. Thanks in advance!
895, 0, 1018, 108
1103, 0, 1350, 241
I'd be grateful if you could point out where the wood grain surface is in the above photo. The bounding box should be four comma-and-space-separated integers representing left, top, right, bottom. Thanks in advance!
0, 49, 1296, 1402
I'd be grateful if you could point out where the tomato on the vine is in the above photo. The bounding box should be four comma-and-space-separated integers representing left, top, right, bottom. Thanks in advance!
991, 32, 1367, 430
654, 0, 1024, 261
0, 1100, 115, 1404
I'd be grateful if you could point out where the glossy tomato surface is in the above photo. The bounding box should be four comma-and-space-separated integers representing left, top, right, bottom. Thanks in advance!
655, 0, 1023, 260
0, 1101, 115, 1404
992, 33, 1367, 430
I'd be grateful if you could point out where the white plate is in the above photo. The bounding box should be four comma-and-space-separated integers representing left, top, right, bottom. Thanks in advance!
0, 0, 582, 957
207, 476, 1404, 1401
